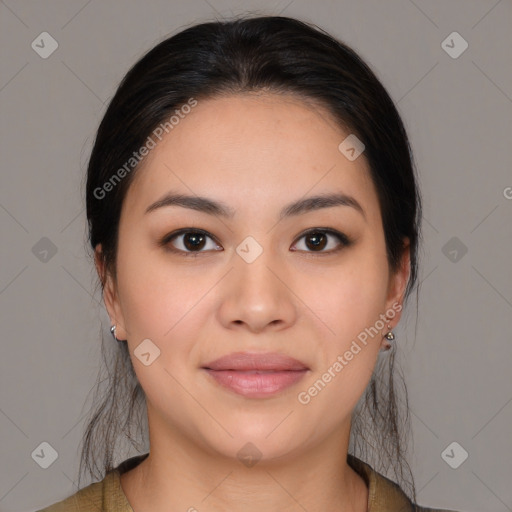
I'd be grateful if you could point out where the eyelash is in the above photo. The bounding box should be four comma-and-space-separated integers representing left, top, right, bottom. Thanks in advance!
160, 228, 352, 258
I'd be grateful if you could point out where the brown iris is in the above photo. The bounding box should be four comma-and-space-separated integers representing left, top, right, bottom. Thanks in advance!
183, 232, 207, 251
304, 231, 328, 251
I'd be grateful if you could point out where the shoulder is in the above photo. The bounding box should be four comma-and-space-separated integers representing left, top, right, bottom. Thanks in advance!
35, 471, 128, 512
35, 454, 148, 511
35, 478, 105, 511
347, 454, 462, 512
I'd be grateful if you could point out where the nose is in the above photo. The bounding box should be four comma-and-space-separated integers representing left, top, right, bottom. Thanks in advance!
216, 249, 298, 334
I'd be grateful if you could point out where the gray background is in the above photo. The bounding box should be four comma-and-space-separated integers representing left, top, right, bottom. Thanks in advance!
1, 1, 511, 511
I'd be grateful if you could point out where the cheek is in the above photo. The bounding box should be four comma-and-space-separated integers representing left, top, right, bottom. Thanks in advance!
304, 251, 389, 344
115, 247, 211, 410
296, 263, 387, 419
295, 244, 389, 404
115, 240, 207, 347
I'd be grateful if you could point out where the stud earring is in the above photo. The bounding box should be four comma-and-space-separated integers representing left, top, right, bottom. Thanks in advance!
381, 323, 395, 351
384, 324, 395, 341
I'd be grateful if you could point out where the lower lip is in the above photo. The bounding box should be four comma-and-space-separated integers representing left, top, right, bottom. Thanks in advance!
203, 369, 308, 398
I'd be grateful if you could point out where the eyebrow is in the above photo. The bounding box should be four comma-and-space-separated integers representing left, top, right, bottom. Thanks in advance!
145, 191, 366, 221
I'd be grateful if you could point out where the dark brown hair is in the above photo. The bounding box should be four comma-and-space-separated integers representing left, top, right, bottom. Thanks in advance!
81, 14, 422, 504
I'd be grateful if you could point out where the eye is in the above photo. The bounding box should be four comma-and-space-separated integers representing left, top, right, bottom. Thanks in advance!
161, 227, 352, 257
291, 228, 351, 254
162, 229, 222, 256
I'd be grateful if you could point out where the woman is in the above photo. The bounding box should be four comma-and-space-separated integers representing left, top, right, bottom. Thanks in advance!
38, 15, 460, 512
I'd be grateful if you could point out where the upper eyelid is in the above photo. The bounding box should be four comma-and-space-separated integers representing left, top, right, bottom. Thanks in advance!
164, 228, 220, 244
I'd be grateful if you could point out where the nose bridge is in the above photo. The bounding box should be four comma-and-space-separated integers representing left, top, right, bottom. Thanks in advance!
217, 237, 296, 331
233, 238, 283, 301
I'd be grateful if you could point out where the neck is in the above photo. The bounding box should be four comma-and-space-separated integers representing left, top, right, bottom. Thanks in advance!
120, 411, 368, 512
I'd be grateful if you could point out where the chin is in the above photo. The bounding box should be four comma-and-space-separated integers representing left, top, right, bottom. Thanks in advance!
198, 424, 306, 465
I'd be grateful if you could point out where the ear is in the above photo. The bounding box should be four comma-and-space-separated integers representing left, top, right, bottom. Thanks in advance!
384, 237, 411, 326
94, 244, 128, 340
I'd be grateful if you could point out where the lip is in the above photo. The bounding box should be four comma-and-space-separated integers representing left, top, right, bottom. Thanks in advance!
201, 352, 310, 398
202, 351, 309, 371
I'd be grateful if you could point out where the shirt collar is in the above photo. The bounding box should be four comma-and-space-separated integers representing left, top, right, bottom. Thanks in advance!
108, 453, 414, 511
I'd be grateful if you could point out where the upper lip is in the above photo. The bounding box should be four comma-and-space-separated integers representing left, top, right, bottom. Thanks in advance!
202, 352, 309, 371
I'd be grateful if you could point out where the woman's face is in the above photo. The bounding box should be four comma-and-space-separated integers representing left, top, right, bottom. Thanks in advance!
99, 93, 409, 462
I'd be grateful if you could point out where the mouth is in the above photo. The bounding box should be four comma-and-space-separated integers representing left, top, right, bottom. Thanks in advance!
201, 352, 309, 398
202, 351, 309, 371
202, 368, 309, 398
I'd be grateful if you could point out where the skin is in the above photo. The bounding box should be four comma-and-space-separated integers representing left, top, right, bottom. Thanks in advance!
96, 92, 410, 512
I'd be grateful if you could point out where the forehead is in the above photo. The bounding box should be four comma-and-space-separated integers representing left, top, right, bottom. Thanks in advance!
124, 93, 378, 221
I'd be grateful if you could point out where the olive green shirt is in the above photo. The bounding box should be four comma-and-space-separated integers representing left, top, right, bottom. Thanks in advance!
37, 453, 458, 511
